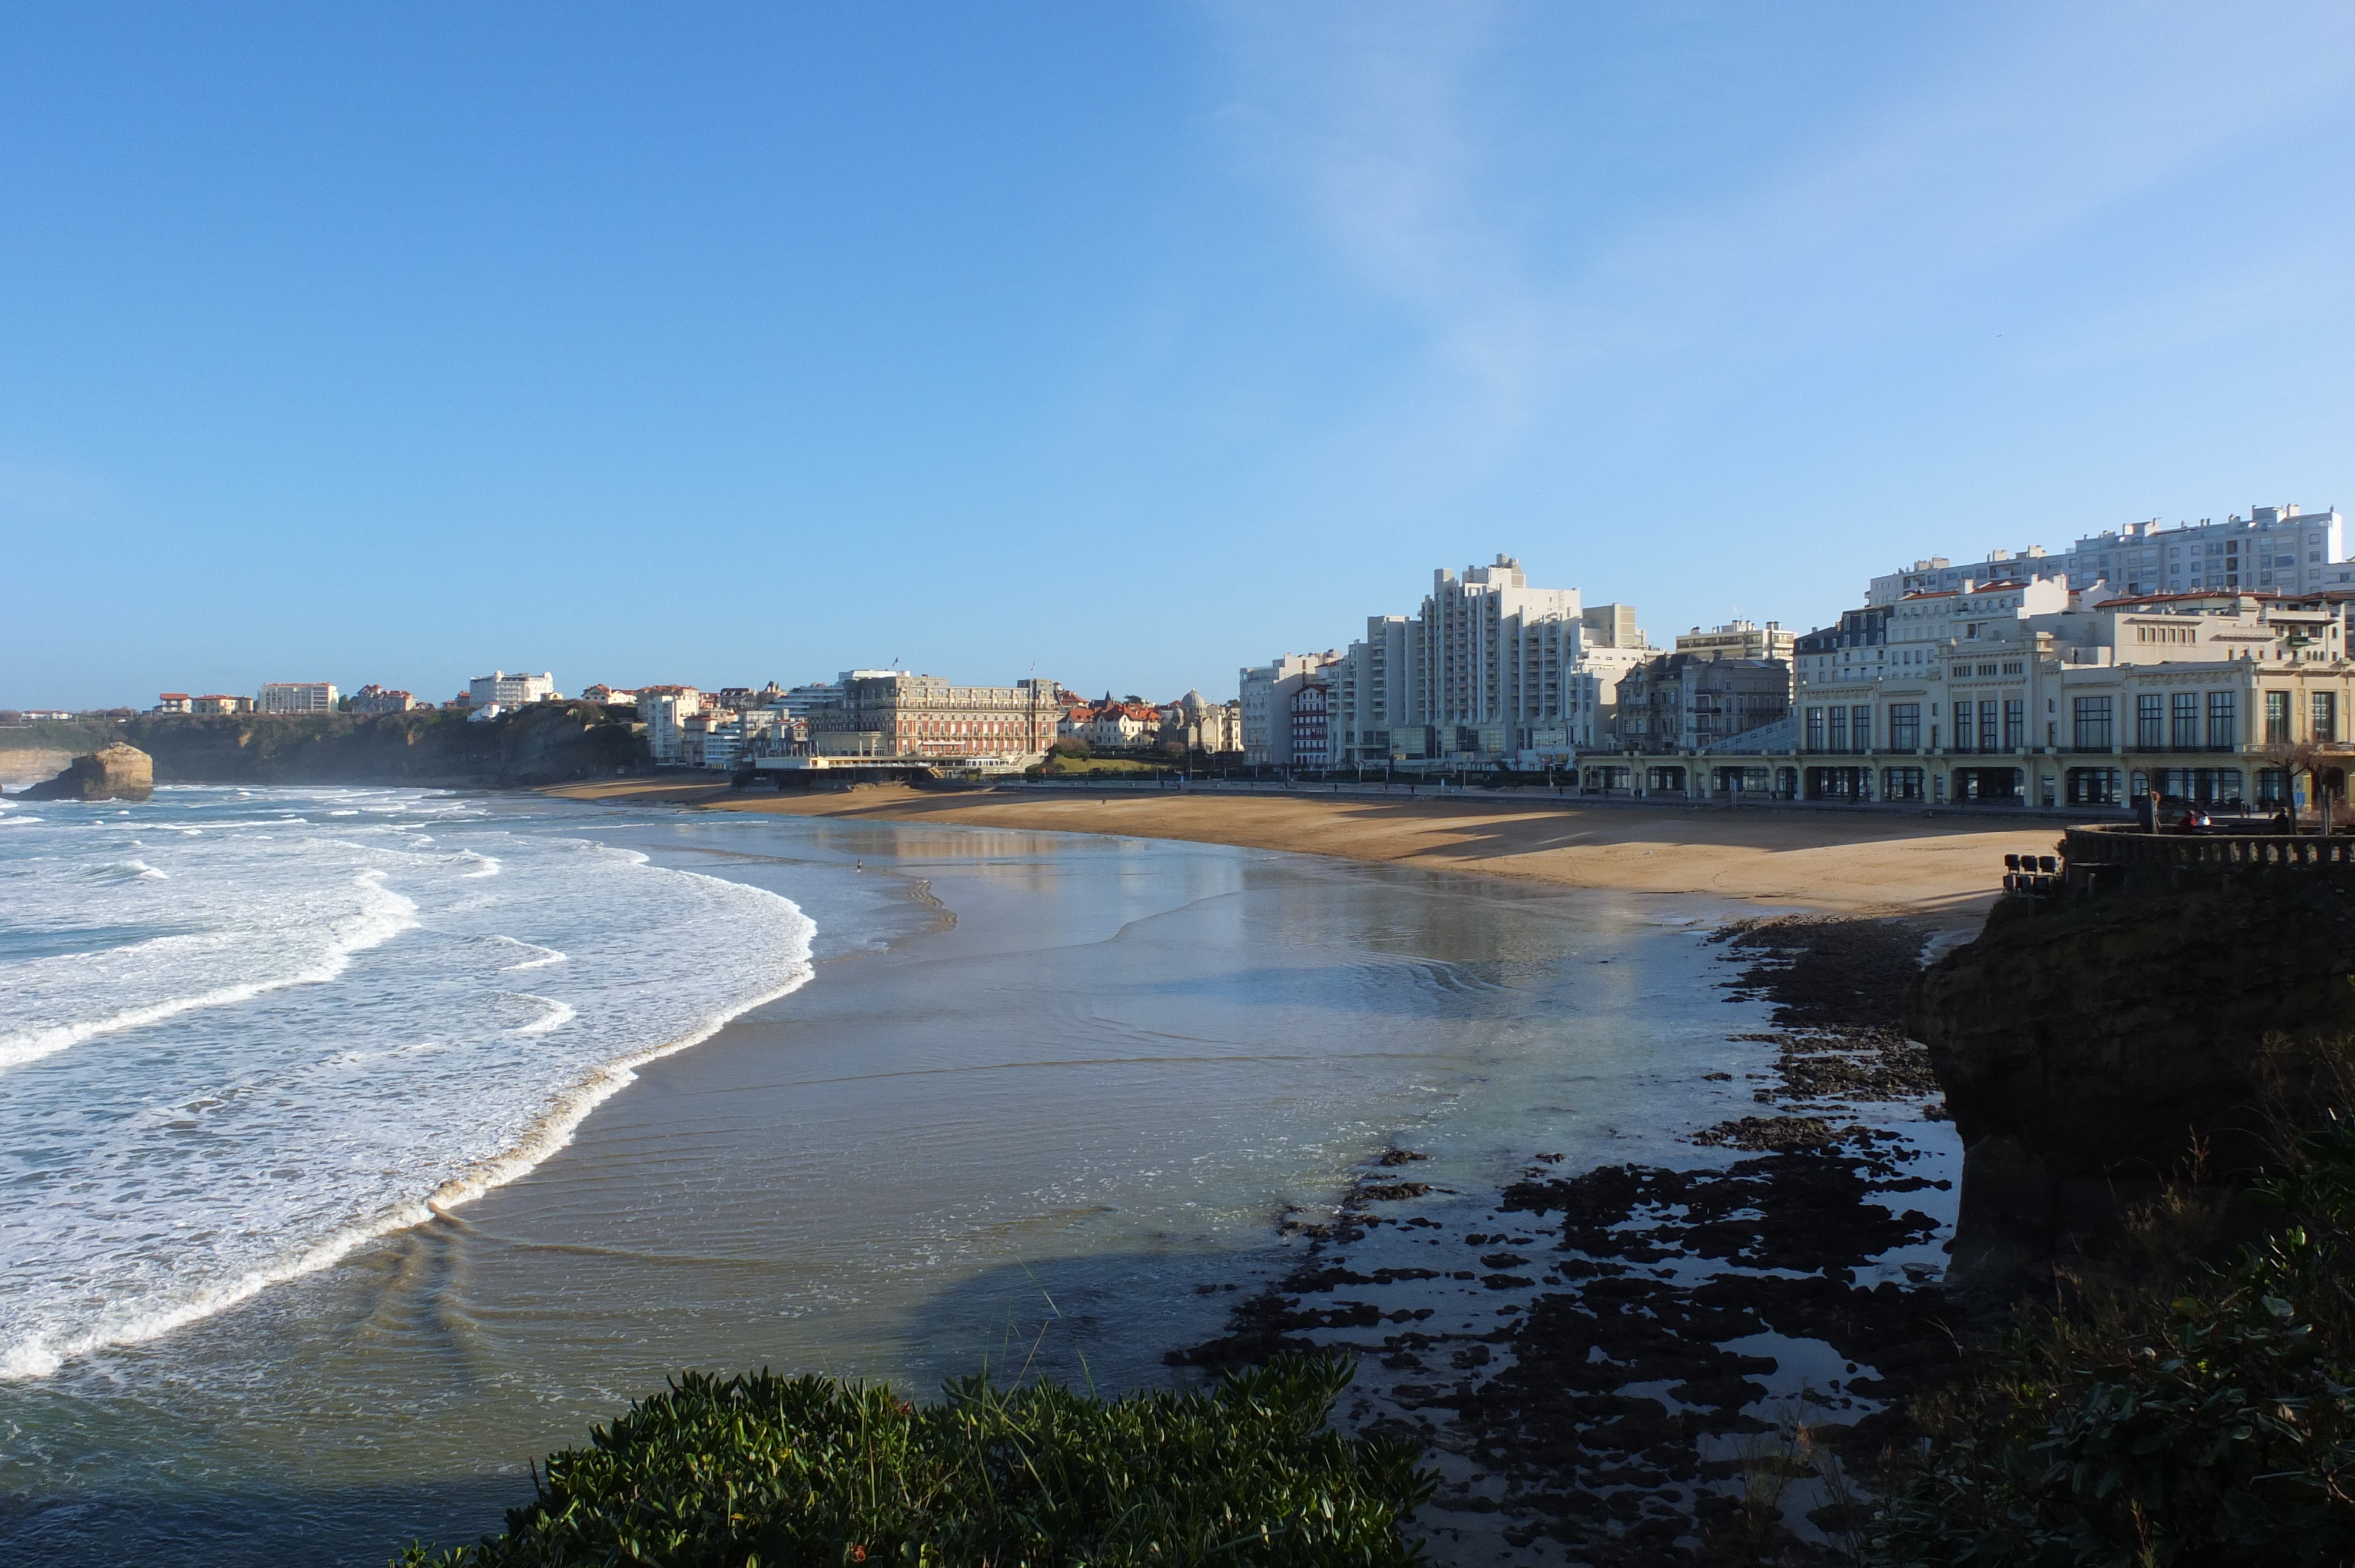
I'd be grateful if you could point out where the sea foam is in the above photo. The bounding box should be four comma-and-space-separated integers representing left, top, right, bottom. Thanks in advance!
0, 786, 814, 1379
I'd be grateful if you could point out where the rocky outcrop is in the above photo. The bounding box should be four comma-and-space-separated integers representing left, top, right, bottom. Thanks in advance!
18, 742, 154, 802
1906, 875, 2355, 1284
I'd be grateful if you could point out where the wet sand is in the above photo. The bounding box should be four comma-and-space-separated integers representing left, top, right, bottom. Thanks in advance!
543, 780, 2059, 933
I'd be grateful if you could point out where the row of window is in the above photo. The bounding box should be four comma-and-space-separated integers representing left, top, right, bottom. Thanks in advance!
2062, 767, 2314, 806
2069, 693, 2236, 750
1799, 690, 2342, 752
1586, 762, 2344, 809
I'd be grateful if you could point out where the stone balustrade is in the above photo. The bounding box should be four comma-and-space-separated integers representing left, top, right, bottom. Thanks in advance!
2061, 824, 2355, 872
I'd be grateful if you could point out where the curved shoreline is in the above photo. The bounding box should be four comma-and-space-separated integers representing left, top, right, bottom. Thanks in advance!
542, 780, 2046, 934
1, 808, 820, 1383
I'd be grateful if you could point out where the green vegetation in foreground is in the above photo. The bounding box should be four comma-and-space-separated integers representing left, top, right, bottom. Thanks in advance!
1875, 1067, 2355, 1564
394, 1353, 1433, 1568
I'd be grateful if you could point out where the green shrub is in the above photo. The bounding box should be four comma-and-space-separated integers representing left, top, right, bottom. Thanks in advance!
1872, 1115, 2355, 1566
394, 1353, 1433, 1567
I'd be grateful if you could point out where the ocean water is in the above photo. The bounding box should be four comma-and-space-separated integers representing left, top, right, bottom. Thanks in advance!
0, 786, 816, 1381
0, 788, 1913, 1566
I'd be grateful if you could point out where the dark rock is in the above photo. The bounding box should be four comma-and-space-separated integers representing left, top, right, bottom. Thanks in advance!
1692, 1114, 1837, 1151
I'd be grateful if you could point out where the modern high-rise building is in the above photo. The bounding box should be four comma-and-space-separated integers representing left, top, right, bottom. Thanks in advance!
1325, 617, 1415, 766
1414, 557, 1653, 762
1293, 555, 1654, 768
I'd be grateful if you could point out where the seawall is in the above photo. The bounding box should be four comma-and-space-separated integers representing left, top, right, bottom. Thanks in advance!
1906, 854, 2355, 1283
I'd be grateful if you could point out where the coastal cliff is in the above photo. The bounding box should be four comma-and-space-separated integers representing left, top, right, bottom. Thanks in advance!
1905, 870, 2355, 1283
16, 742, 154, 801
0, 705, 647, 790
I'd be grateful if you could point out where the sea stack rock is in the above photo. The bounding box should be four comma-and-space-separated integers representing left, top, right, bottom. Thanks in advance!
19, 742, 155, 802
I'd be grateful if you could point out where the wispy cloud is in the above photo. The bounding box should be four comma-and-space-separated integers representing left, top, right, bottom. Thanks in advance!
1202, 1, 2355, 447
1204, 0, 1564, 445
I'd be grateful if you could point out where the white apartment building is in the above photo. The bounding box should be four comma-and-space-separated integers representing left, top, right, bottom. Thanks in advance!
1238, 652, 1339, 766
1869, 504, 2347, 605
1298, 556, 1654, 769
257, 682, 338, 713
469, 670, 557, 707
1417, 558, 1650, 764
1326, 617, 1414, 766
639, 686, 702, 765
1675, 620, 1796, 663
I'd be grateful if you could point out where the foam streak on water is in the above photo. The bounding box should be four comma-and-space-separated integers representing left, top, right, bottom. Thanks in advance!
0, 786, 815, 1380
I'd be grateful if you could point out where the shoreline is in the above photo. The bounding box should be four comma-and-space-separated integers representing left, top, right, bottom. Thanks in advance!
1, 788, 1979, 1567
542, 779, 2054, 933
557, 790, 1982, 1560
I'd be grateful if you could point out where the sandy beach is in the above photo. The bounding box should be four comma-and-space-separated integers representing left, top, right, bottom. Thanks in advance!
543, 779, 2059, 932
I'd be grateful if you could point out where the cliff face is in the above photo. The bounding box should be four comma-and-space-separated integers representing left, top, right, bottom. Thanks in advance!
1906, 875, 2355, 1284
18, 742, 155, 801
18, 705, 654, 789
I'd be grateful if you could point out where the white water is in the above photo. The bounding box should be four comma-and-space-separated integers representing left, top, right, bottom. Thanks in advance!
0, 786, 815, 1380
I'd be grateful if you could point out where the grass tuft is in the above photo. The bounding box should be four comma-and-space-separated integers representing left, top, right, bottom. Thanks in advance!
392, 1352, 1433, 1567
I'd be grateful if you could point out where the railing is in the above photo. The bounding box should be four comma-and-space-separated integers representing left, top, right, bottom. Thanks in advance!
2062, 825, 2355, 869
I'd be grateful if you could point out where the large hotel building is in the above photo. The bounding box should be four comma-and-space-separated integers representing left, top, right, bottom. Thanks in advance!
803, 672, 1062, 764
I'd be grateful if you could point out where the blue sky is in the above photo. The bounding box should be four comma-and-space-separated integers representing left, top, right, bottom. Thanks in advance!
4, 2, 2351, 708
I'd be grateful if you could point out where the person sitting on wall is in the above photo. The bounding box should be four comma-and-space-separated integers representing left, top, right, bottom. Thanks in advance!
2175, 806, 2204, 834
2274, 806, 2296, 835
